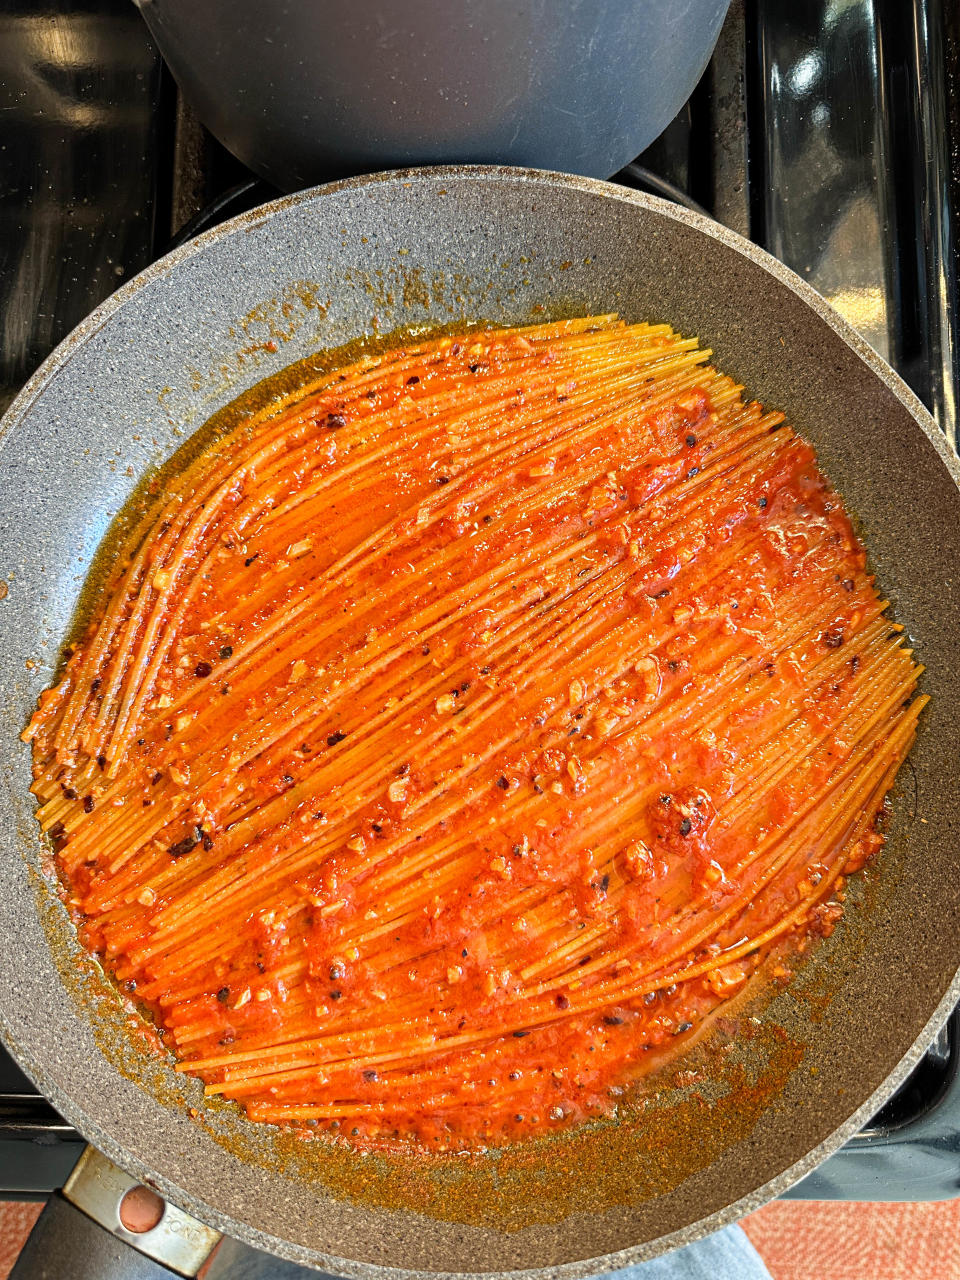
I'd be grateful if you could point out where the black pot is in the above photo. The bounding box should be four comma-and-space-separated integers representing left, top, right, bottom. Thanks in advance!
134, 0, 730, 189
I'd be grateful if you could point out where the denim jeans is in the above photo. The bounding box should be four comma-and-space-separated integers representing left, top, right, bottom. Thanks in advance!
616, 1225, 771, 1280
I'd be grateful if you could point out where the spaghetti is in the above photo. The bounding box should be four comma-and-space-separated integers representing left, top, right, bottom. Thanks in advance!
25, 317, 923, 1151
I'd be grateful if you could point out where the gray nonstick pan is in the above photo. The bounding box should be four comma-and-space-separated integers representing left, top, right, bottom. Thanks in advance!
2, 167, 960, 1278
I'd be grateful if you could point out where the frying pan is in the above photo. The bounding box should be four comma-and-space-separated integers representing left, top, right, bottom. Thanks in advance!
2, 167, 960, 1278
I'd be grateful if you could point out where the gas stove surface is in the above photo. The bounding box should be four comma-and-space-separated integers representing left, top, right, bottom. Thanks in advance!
1, 0, 959, 1206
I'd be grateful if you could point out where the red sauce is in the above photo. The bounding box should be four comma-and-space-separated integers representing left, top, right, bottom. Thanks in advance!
27, 318, 922, 1152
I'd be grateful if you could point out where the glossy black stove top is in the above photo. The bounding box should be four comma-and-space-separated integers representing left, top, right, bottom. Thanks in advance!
1, 0, 959, 1205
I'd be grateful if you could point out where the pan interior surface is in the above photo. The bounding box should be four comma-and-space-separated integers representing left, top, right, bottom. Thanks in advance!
1, 169, 959, 1278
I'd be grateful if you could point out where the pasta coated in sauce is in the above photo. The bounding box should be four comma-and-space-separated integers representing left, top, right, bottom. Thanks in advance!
26, 317, 923, 1151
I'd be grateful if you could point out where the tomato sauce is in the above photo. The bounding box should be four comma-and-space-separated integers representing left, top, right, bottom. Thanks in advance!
26, 318, 923, 1152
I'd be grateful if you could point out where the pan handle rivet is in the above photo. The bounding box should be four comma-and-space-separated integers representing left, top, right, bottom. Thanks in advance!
63, 1147, 222, 1273
119, 1185, 165, 1234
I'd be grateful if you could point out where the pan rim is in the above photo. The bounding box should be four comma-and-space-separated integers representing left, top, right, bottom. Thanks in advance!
2, 163, 960, 1278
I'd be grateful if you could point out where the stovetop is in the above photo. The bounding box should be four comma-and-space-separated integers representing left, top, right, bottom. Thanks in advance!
1, 0, 959, 1207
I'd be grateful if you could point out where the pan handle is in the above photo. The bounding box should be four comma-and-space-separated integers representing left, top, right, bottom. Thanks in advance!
9, 1146, 222, 1279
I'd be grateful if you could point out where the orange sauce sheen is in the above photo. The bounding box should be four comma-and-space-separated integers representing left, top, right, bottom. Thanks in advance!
26, 318, 923, 1152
